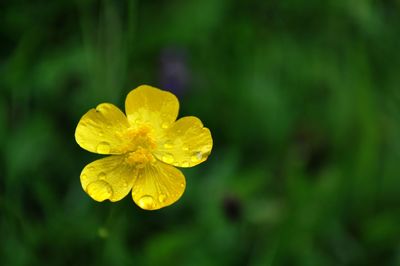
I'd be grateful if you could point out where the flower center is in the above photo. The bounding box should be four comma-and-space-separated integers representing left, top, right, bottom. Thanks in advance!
121, 125, 157, 168
125, 146, 155, 168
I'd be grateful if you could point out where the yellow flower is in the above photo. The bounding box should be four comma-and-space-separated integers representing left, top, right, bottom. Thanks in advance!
75, 85, 213, 210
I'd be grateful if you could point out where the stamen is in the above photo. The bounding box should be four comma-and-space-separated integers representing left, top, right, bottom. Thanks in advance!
125, 146, 155, 168
120, 125, 157, 153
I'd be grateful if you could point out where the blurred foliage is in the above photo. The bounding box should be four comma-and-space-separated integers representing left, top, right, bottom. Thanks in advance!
1, 0, 400, 265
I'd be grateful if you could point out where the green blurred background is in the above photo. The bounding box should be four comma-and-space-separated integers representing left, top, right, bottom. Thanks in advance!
1, 0, 400, 265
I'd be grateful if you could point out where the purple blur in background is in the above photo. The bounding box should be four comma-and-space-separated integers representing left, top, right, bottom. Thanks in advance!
159, 47, 190, 96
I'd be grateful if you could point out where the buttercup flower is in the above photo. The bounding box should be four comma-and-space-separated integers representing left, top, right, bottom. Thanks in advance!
75, 85, 212, 210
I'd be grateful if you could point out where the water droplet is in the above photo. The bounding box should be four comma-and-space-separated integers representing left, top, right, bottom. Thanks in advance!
180, 182, 185, 188
81, 174, 87, 180
158, 194, 167, 203
86, 180, 113, 202
191, 152, 203, 163
96, 141, 111, 154
204, 144, 212, 151
87, 166, 95, 171
162, 154, 174, 164
161, 122, 169, 129
182, 145, 189, 151
122, 180, 128, 187
181, 161, 190, 167
98, 227, 108, 238
98, 172, 106, 180
163, 142, 173, 149
138, 195, 155, 209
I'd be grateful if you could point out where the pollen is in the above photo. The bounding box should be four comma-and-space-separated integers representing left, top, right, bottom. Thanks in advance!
125, 146, 155, 168
120, 125, 157, 153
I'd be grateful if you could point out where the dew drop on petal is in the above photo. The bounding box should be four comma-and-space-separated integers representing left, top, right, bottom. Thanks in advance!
97, 141, 111, 154
161, 122, 169, 129
180, 182, 185, 188
190, 152, 203, 163
204, 144, 212, 151
138, 195, 155, 209
163, 142, 173, 149
158, 194, 167, 203
162, 153, 174, 164
86, 180, 113, 202
98, 172, 106, 180
181, 161, 190, 167
182, 145, 189, 151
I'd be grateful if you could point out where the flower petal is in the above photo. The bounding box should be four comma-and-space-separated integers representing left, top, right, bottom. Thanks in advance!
80, 155, 137, 202
75, 103, 131, 154
131, 160, 186, 210
154, 116, 213, 168
125, 85, 179, 131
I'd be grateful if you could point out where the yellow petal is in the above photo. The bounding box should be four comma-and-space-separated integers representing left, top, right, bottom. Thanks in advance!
125, 85, 179, 132
131, 160, 186, 210
80, 155, 137, 202
75, 103, 130, 154
154, 116, 213, 168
